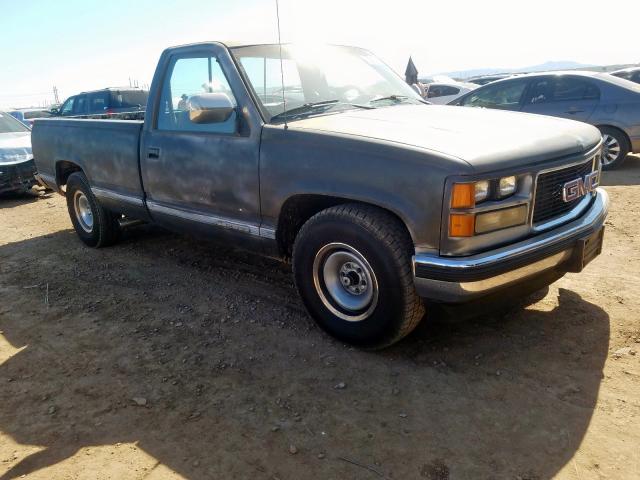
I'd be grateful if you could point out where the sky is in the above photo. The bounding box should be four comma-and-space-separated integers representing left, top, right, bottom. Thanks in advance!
1, 0, 639, 109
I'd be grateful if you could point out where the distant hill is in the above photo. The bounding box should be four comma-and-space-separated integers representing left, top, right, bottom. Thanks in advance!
430, 61, 595, 80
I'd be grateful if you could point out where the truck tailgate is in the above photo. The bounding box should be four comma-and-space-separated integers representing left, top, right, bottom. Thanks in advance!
32, 118, 144, 202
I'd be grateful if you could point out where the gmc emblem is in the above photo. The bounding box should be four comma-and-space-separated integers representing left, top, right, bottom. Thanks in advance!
562, 171, 600, 203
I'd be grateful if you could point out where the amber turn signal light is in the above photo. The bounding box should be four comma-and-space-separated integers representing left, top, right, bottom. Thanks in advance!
451, 183, 475, 208
449, 214, 475, 237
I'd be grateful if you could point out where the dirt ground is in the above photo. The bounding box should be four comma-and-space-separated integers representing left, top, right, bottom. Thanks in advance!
0, 156, 639, 480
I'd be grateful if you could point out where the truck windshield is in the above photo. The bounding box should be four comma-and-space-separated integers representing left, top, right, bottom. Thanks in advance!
231, 44, 423, 122
0, 112, 30, 133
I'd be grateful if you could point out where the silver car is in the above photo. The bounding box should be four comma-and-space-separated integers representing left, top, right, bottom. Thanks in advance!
451, 71, 640, 169
0, 111, 36, 194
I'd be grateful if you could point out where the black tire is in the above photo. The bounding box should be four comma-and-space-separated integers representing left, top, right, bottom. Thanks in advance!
292, 204, 425, 349
65, 172, 120, 248
599, 126, 629, 170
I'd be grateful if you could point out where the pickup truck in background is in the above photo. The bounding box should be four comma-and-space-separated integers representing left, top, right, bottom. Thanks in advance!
32, 42, 609, 348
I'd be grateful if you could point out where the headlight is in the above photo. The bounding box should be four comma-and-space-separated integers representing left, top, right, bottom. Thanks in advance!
448, 175, 528, 237
498, 176, 517, 198
475, 205, 527, 234
474, 180, 490, 203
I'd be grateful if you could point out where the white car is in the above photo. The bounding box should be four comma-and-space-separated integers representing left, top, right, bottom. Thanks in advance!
424, 81, 477, 104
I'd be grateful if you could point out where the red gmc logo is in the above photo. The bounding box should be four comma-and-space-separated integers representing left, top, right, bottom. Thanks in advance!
562, 171, 600, 203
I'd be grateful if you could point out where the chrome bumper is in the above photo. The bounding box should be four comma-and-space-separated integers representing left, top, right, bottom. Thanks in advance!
413, 188, 609, 303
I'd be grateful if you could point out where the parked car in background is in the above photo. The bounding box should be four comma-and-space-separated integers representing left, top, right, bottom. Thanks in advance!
467, 73, 514, 85
54, 88, 149, 119
0, 111, 37, 195
611, 67, 640, 85
33, 42, 608, 348
450, 71, 640, 169
423, 81, 477, 104
9, 108, 53, 127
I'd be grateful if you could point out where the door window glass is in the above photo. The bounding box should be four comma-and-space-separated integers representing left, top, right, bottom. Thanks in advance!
551, 77, 600, 101
461, 80, 528, 109
157, 55, 237, 133
60, 97, 75, 116
427, 85, 460, 98
526, 79, 551, 104
88, 92, 109, 113
73, 95, 87, 115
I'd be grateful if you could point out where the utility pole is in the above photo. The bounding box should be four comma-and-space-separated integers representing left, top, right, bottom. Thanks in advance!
53, 86, 60, 104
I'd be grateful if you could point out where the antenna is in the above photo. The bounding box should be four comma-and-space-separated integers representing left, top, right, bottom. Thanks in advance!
275, 0, 288, 129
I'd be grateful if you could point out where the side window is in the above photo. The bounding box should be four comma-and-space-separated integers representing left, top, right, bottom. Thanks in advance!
633, 72, 640, 83
428, 85, 460, 98
73, 95, 87, 115
60, 97, 75, 116
88, 92, 109, 113
551, 78, 600, 102
461, 80, 528, 108
526, 79, 551, 104
157, 55, 237, 133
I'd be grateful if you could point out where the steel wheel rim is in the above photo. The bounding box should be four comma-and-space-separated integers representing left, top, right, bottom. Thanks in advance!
602, 134, 621, 165
312, 242, 379, 322
73, 191, 94, 233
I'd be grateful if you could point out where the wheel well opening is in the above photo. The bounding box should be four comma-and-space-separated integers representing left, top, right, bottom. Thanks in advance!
596, 125, 631, 149
276, 194, 413, 258
55, 161, 82, 192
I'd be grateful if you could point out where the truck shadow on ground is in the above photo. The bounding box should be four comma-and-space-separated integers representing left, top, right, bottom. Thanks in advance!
0, 227, 609, 479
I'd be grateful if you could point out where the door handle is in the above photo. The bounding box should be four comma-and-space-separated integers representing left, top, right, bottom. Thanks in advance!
147, 147, 160, 159
566, 108, 584, 114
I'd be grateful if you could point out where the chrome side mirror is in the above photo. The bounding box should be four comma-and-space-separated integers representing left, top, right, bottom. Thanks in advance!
188, 93, 235, 124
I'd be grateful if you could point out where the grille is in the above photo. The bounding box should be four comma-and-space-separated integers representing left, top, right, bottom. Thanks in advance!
533, 158, 594, 224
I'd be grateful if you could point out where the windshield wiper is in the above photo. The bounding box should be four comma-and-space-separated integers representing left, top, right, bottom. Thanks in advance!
271, 100, 374, 122
369, 95, 411, 104
271, 100, 340, 121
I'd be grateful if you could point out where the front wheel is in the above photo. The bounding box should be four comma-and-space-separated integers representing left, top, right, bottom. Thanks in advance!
599, 126, 629, 170
65, 172, 120, 247
293, 204, 425, 349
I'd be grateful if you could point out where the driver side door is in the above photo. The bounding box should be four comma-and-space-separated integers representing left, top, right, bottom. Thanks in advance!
140, 44, 264, 240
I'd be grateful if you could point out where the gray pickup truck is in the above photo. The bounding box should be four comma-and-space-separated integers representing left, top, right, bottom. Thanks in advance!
32, 42, 609, 348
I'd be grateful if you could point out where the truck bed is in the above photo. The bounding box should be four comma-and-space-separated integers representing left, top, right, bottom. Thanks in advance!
32, 118, 144, 203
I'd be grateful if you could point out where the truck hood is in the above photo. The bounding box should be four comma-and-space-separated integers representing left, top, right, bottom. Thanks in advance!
0, 131, 33, 166
289, 105, 601, 171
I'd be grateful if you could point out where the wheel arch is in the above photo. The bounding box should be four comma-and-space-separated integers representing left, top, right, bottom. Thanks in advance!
594, 124, 631, 149
275, 194, 415, 258
55, 160, 84, 193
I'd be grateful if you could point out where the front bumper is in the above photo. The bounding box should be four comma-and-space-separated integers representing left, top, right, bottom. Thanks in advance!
0, 159, 38, 194
413, 188, 609, 303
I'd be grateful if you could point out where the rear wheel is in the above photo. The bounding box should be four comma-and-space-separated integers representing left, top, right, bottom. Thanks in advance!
599, 126, 629, 170
293, 204, 425, 349
65, 172, 120, 247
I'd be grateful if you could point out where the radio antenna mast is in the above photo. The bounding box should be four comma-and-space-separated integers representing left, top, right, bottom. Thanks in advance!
275, 0, 288, 129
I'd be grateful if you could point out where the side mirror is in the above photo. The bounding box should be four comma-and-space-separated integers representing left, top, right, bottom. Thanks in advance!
50, 107, 59, 115
188, 93, 235, 124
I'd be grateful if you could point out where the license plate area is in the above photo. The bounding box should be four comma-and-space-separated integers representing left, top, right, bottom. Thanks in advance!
569, 227, 604, 272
